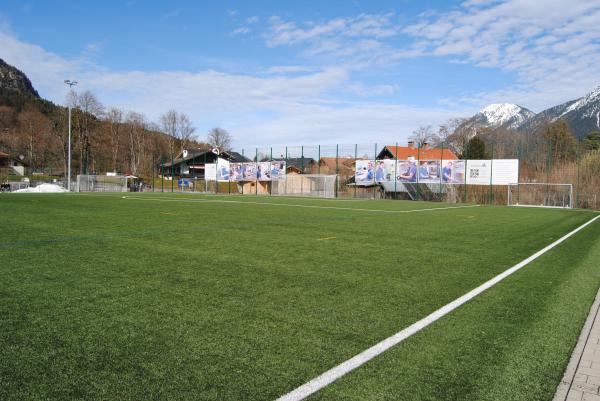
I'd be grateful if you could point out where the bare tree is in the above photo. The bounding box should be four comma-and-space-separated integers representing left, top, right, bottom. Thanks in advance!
160, 110, 178, 157
207, 127, 232, 151
409, 125, 437, 147
126, 112, 147, 175
176, 112, 196, 154
107, 108, 123, 172
71, 90, 103, 174
437, 118, 466, 145
17, 107, 51, 171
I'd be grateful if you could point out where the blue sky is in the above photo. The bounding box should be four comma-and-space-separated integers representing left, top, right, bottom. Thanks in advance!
1, 0, 599, 148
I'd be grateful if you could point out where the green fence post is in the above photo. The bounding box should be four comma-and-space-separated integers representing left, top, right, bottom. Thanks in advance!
301, 145, 304, 196
489, 142, 494, 205
285, 146, 288, 196
373, 143, 377, 200
204, 150, 208, 194
517, 140, 522, 205
318, 145, 321, 175
152, 155, 155, 192
354, 144, 357, 199
192, 152, 195, 192
463, 138, 467, 203
270, 147, 273, 196
416, 143, 421, 201
161, 155, 164, 193
576, 140, 580, 208
335, 143, 339, 198
395, 142, 398, 199
241, 149, 244, 195
171, 154, 174, 193
545, 137, 551, 205
440, 141, 444, 203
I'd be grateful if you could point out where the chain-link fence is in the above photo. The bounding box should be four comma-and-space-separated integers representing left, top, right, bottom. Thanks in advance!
4, 137, 596, 209
149, 139, 598, 209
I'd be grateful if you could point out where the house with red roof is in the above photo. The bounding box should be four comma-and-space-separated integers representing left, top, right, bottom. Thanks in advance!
376, 141, 458, 161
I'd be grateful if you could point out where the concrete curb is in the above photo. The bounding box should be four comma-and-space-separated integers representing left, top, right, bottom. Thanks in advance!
553, 286, 600, 401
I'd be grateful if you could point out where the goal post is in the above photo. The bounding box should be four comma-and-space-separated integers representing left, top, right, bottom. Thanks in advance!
271, 174, 338, 198
508, 183, 573, 208
76, 175, 128, 192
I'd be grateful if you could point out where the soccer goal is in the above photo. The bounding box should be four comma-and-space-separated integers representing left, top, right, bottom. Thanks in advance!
76, 175, 128, 192
508, 183, 573, 208
271, 174, 338, 198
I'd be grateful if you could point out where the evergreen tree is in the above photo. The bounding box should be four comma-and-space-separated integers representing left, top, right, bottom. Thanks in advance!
461, 135, 488, 159
583, 131, 600, 151
543, 120, 577, 162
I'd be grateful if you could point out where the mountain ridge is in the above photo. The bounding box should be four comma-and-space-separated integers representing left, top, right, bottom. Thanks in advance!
0, 58, 40, 99
467, 86, 600, 139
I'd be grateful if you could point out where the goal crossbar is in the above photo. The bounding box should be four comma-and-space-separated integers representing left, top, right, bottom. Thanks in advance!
508, 182, 573, 209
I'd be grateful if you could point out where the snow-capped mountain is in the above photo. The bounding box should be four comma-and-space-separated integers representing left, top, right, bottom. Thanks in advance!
517, 87, 600, 138
470, 103, 535, 129
461, 87, 600, 139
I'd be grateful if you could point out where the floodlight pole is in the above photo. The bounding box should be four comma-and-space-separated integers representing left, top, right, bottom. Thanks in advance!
64, 80, 78, 191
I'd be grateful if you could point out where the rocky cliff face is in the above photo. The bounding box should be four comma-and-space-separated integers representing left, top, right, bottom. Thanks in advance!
0, 58, 40, 98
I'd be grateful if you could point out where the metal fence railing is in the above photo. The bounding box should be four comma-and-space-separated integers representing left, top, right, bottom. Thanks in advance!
3, 138, 598, 210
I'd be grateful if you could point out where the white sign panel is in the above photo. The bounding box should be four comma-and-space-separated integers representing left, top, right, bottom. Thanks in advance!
466, 160, 492, 185
204, 163, 216, 181
491, 159, 519, 185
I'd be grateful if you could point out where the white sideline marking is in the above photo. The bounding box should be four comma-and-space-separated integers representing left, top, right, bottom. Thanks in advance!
121, 196, 481, 214
276, 214, 600, 401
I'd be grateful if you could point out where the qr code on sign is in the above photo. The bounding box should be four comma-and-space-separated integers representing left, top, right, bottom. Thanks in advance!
470, 169, 479, 179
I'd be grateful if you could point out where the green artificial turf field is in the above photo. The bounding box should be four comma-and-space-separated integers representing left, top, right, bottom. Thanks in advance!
1, 193, 599, 401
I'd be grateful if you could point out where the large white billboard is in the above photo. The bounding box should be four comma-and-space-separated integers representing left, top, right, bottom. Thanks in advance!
490, 159, 519, 185
354, 159, 517, 187
466, 160, 492, 185
465, 159, 519, 185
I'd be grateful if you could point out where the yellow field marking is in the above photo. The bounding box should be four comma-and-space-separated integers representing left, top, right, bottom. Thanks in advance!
160, 211, 177, 215
317, 236, 336, 241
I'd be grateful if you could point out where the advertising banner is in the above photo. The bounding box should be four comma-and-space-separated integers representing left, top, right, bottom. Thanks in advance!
441, 160, 465, 184
396, 160, 418, 183
354, 158, 517, 187
270, 161, 286, 181
216, 158, 230, 181
242, 163, 257, 181
229, 163, 243, 181
374, 159, 395, 182
257, 162, 271, 181
355, 160, 375, 184
417, 160, 441, 183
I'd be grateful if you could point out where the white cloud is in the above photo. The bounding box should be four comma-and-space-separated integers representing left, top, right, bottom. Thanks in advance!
262, 13, 405, 68
0, 29, 464, 148
404, 0, 600, 110
231, 27, 250, 35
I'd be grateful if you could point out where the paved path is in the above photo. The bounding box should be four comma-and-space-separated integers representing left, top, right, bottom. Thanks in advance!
554, 287, 600, 401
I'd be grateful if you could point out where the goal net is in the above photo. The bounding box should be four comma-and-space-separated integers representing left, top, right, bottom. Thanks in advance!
271, 174, 338, 198
76, 175, 128, 192
508, 183, 573, 208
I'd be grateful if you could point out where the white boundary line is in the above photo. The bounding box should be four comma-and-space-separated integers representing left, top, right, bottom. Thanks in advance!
276, 214, 600, 401
121, 195, 481, 214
